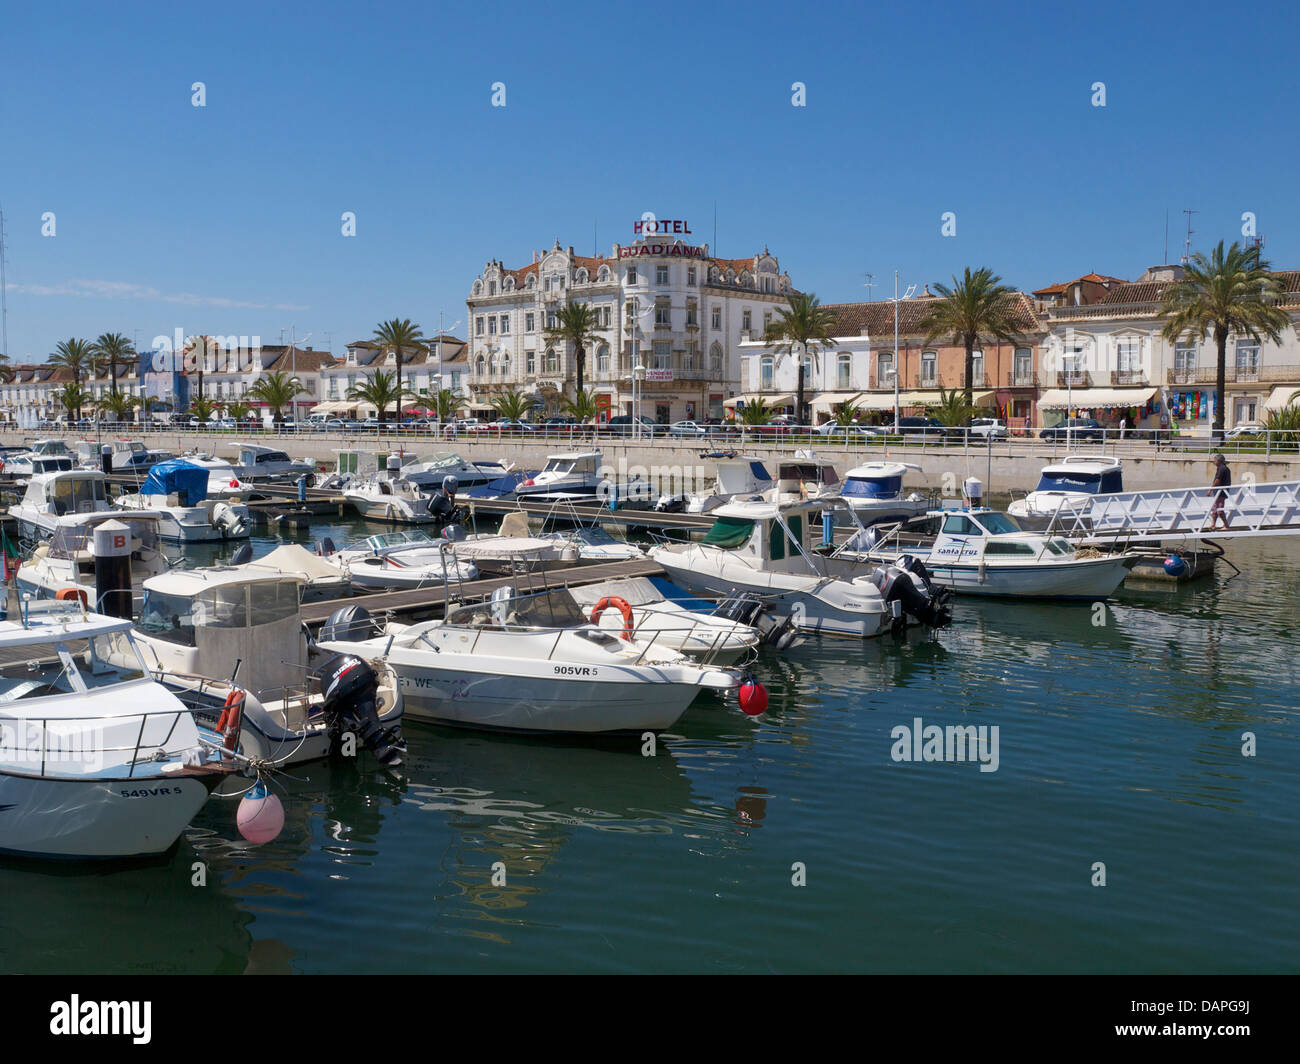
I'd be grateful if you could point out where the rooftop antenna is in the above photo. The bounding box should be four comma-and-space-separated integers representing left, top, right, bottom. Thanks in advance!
1181, 208, 1198, 263
1163, 209, 1169, 264
713, 201, 717, 256
0, 206, 9, 363
863, 273, 875, 301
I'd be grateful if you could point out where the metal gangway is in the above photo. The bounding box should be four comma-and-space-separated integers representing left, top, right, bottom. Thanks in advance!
1046, 480, 1300, 543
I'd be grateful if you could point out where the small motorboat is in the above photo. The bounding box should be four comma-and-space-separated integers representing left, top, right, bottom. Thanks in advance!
770, 450, 841, 502
115, 459, 250, 542
16, 512, 169, 604
10, 469, 115, 539
1007, 456, 1124, 531
0, 439, 76, 480
175, 453, 252, 498
344, 462, 436, 524
536, 524, 645, 562
229, 443, 315, 484
318, 530, 480, 591
232, 543, 352, 602
842, 502, 1139, 600
402, 451, 513, 492
655, 453, 772, 513
839, 461, 933, 526
451, 511, 575, 575
649, 496, 953, 638
314, 587, 755, 734
0, 596, 241, 859
74, 439, 173, 473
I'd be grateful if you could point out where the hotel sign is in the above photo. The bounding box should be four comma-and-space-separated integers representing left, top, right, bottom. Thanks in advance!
634, 218, 691, 235
619, 244, 704, 259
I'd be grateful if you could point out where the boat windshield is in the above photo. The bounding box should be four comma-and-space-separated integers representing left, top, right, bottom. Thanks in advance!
445, 588, 588, 630
575, 527, 618, 546
542, 459, 574, 474
703, 515, 756, 548
0, 632, 148, 701
48, 518, 158, 560
367, 531, 434, 551
972, 512, 1022, 535
49, 477, 108, 516
138, 580, 299, 645
1035, 469, 1122, 494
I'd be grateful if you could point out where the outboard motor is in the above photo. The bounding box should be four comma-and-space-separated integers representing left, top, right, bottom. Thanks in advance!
230, 541, 254, 566
318, 535, 338, 557
713, 592, 803, 651
655, 493, 685, 514
314, 652, 404, 767
870, 556, 953, 635
320, 603, 374, 642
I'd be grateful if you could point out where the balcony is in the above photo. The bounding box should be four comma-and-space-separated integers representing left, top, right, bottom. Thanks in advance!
1110, 370, 1149, 386
1166, 365, 1298, 385
1055, 371, 1093, 388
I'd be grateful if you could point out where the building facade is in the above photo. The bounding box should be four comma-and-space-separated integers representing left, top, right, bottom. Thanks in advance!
465, 228, 797, 422
316, 336, 470, 418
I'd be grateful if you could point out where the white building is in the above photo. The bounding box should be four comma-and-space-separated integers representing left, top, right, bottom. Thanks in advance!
465, 227, 797, 422
316, 336, 470, 418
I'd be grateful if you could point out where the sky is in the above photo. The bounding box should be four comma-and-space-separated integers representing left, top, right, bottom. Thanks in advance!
2, 0, 1298, 363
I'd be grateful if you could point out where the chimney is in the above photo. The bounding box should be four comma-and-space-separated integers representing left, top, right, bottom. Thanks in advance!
533, 250, 538, 263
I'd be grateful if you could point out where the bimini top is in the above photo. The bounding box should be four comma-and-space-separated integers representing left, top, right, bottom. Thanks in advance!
141, 459, 210, 504
1041, 455, 1123, 475
143, 565, 307, 597
845, 461, 918, 480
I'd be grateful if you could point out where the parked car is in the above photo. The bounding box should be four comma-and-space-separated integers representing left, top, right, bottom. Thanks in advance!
701, 417, 738, 437
602, 415, 667, 437
472, 419, 534, 435
1224, 422, 1265, 440
895, 416, 948, 437
817, 424, 886, 442
1039, 417, 1104, 441
963, 417, 1009, 440
668, 420, 708, 438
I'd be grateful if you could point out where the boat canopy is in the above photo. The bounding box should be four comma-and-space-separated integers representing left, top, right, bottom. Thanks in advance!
842, 474, 903, 499
703, 515, 756, 548
141, 459, 209, 505
1034, 469, 1122, 494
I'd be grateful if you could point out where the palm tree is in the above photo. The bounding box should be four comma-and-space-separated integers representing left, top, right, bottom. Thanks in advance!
372, 318, 426, 426
92, 332, 136, 396
561, 388, 601, 423
226, 399, 253, 423
918, 267, 1023, 406
0, 352, 13, 384
56, 382, 92, 420
739, 398, 772, 426
764, 293, 839, 427
248, 371, 306, 423
927, 386, 978, 427
544, 301, 602, 395
49, 338, 96, 420
184, 335, 212, 399
832, 401, 862, 426
1159, 241, 1290, 439
188, 395, 218, 422
490, 389, 533, 422
98, 390, 138, 424
346, 370, 410, 423
433, 388, 459, 421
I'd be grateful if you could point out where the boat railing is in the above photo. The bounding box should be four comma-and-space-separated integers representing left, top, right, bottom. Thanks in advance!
4, 706, 196, 779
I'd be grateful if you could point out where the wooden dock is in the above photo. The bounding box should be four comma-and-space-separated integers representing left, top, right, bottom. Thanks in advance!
300, 557, 665, 629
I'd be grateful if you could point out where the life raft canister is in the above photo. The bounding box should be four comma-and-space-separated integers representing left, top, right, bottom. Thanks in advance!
589, 595, 635, 641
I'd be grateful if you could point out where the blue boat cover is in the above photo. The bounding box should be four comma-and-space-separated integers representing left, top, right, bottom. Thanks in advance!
466, 472, 535, 499
141, 459, 209, 506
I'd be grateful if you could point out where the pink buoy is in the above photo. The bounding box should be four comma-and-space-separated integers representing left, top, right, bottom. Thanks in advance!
237, 781, 285, 844
738, 680, 768, 716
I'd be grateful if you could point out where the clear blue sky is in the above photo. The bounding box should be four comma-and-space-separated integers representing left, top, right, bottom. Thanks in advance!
3, 0, 1297, 362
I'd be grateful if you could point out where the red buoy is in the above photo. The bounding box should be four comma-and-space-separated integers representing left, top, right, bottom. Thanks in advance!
523, 478, 535, 486
738, 681, 768, 716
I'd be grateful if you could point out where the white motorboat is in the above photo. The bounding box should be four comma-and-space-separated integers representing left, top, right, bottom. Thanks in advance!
317, 448, 417, 493
513, 451, 607, 502
10, 469, 115, 540
175, 454, 251, 498
842, 505, 1139, 600
317, 530, 480, 591
114, 459, 250, 542
648, 497, 953, 638
74, 439, 173, 473
16, 512, 169, 604
402, 451, 513, 492
0, 439, 76, 479
0, 598, 240, 859
452, 511, 575, 574
1007, 456, 1124, 531
770, 450, 841, 502
314, 587, 749, 734
655, 453, 773, 514
839, 462, 933, 526
233, 543, 352, 602
230, 443, 315, 484
568, 577, 762, 664
131, 567, 404, 774
536, 524, 645, 562
344, 464, 436, 524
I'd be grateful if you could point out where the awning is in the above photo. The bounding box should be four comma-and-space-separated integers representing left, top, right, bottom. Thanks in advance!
854, 390, 962, 410
1264, 384, 1300, 412
723, 393, 793, 408
1036, 386, 1157, 411
810, 391, 862, 413
311, 401, 354, 414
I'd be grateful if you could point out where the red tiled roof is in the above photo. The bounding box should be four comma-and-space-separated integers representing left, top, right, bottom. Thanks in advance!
819, 291, 1041, 339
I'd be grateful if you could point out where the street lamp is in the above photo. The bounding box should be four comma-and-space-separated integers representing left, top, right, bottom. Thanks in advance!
885, 271, 916, 433
434, 312, 462, 435
629, 298, 655, 441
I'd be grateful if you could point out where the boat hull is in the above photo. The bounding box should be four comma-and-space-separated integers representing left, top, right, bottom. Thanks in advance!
911, 555, 1133, 599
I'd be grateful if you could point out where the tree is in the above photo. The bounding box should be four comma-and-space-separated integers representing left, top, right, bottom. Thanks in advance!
188, 395, 218, 422
764, 293, 839, 428
98, 390, 139, 424
372, 318, 426, 426
544, 301, 602, 395
832, 401, 862, 426
248, 371, 306, 422
561, 388, 601, 423
1159, 240, 1289, 439
433, 388, 459, 421
927, 387, 978, 426
183, 335, 213, 399
918, 267, 1023, 406
50, 338, 97, 420
739, 398, 772, 426
92, 332, 136, 396
226, 400, 253, 422
346, 369, 410, 423
490, 389, 533, 422
56, 382, 92, 419
0, 352, 13, 383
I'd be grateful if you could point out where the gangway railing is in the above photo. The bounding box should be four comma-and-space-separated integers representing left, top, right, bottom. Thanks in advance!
1046, 479, 1300, 543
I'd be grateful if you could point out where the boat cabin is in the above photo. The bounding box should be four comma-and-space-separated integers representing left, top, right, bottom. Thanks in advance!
701, 499, 830, 574
841, 462, 918, 502
1033, 456, 1123, 496
713, 456, 772, 499
19, 470, 112, 518
773, 451, 839, 499
536, 452, 600, 480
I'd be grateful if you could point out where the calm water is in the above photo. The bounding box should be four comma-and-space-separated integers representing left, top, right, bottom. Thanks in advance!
2, 516, 1298, 974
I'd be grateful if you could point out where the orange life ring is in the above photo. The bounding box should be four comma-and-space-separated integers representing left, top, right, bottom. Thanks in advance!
214, 689, 245, 756
589, 595, 635, 641
55, 587, 88, 607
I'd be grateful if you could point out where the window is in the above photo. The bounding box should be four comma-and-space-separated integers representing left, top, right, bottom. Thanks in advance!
603, 306, 611, 327
712, 306, 722, 330
476, 356, 486, 376
683, 341, 697, 371
525, 312, 535, 332
488, 317, 497, 335
763, 311, 773, 332
760, 357, 775, 390
655, 302, 670, 327
1014, 348, 1032, 385
652, 341, 672, 370
475, 317, 484, 336
597, 344, 610, 373
656, 265, 669, 285
971, 349, 984, 385
526, 274, 536, 290
742, 309, 752, 331
526, 351, 535, 374
500, 315, 510, 333
837, 353, 852, 389
921, 351, 937, 384
545, 349, 558, 373
489, 281, 497, 295
1174, 341, 1197, 373
710, 343, 723, 373
627, 266, 638, 285
686, 302, 698, 327
877, 351, 895, 384
547, 311, 557, 330
500, 355, 510, 377
1235, 341, 1260, 379
687, 267, 696, 286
